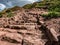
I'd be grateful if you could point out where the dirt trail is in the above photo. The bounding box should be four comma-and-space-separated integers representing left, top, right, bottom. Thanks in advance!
0, 8, 60, 45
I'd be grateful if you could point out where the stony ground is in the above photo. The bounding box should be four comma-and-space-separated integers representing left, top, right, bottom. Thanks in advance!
0, 8, 60, 45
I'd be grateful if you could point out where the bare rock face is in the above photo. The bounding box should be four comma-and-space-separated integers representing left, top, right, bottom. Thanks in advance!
0, 8, 60, 45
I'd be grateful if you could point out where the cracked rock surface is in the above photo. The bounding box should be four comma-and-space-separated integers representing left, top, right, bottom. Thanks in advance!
0, 8, 60, 45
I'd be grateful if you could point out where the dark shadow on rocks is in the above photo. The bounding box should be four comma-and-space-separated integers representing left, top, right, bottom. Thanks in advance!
1, 36, 20, 44
45, 41, 52, 45
57, 36, 60, 44
22, 39, 34, 45
45, 41, 59, 45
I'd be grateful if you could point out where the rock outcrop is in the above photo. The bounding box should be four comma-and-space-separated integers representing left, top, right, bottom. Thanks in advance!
0, 8, 60, 45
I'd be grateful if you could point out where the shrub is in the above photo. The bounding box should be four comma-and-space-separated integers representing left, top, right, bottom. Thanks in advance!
0, 13, 3, 18
23, 4, 33, 9
7, 12, 14, 17
42, 12, 60, 19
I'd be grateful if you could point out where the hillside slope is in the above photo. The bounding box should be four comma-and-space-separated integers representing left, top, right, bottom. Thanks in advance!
0, 0, 60, 45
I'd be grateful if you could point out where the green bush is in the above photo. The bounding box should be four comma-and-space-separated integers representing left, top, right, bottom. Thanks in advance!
23, 4, 33, 9
23, 0, 60, 12
42, 12, 60, 19
0, 13, 3, 18
7, 12, 14, 17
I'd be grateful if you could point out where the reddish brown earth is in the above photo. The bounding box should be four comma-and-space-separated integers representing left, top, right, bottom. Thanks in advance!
0, 8, 60, 45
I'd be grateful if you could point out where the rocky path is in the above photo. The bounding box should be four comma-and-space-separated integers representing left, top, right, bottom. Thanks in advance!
0, 8, 60, 45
